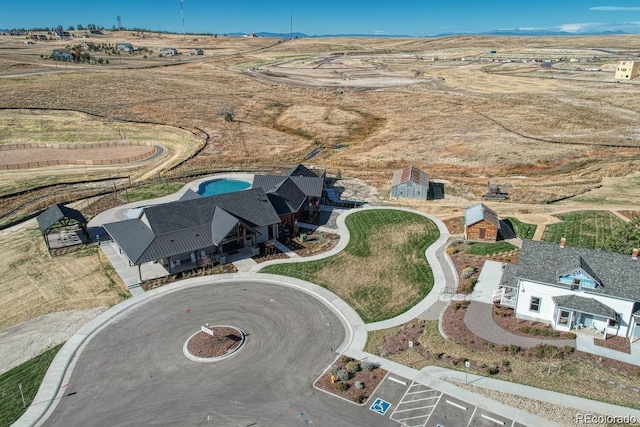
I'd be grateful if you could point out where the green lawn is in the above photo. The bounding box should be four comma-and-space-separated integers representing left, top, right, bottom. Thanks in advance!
541, 211, 625, 249
504, 217, 537, 239
0, 343, 63, 426
262, 209, 439, 323
465, 242, 517, 256
120, 182, 185, 203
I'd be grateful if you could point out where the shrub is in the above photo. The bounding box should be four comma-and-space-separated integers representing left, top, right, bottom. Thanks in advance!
336, 368, 350, 382
355, 381, 364, 390
335, 382, 348, 391
340, 355, 353, 364
520, 325, 531, 334
508, 345, 521, 355
500, 345, 509, 352
485, 365, 499, 375
446, 246, 456, 255
501, 359, 510, 367
345, 361, 360, 373
565, 332, 576, 339
461, 266, 475, 279
561, 345, 574, 355
479, 362, 487, 369
329, 365, 340, 376
353, 392, 367, 403
534, 344, 559, 359
360, 361, 375, 372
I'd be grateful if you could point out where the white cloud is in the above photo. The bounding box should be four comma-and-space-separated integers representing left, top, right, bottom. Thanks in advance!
590, 6, 640, 11
558, 22, 602, 33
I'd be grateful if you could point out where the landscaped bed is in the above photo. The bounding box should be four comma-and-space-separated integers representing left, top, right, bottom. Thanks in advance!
366, 312, 640, 410
186, 326, 243, 358
261, 209, 439, 323
492, 305, 576, 340
314, 356, 387, 404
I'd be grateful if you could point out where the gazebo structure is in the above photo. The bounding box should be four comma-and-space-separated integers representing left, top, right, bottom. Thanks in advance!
36, 204, 90, 252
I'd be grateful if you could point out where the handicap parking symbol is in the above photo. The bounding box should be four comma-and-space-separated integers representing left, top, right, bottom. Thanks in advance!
369, 398, 391, 415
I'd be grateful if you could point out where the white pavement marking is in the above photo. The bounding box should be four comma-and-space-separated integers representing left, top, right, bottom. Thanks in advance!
390, 381, 442, 427
388, 376, 407, 385
446, 399, 467, 410
482, 413, 506, 425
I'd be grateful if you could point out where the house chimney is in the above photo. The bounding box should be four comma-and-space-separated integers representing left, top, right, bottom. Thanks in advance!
633, 248, 638, 260
560, 237, 566, 248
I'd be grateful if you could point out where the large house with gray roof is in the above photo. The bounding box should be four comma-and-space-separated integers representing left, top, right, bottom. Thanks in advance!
495, 239, 640, 341
252, 164, 324, 228
103, 188, 280, 280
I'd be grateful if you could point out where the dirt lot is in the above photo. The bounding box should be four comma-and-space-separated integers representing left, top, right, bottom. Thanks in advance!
0, 145, 155, 166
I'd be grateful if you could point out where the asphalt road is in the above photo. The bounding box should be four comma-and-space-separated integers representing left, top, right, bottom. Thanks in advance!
43, 281, 399, 427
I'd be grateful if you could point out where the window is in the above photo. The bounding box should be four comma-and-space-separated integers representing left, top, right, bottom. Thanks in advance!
558, 310, 570, 325
529, 297, 541, 313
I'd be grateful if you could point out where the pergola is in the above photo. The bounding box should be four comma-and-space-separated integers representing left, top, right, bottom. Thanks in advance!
36, 204, 90, 252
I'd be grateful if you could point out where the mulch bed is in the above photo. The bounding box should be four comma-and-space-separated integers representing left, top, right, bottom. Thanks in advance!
315, 357, 387, 404
82, 193, 125, 217
186, 326, 243, 358
141, 264, 237, 291
443, 216, 464, 235
594, 335, 631, 354
617, 211, 639, 220
442, 303, 640, 377
492, 305, 575, 340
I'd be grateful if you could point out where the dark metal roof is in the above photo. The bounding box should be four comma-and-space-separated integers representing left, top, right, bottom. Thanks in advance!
285, 164, 321, 178
515, 240, 640, 301
390, 166, 429, 188
103, 188, 280, 265
252, 175, 323, 198
179, 189, 202, 201
36, 204, 87, 232
552, 294, 618, 319
211, 207, 239, 245
264, 177, 308, 215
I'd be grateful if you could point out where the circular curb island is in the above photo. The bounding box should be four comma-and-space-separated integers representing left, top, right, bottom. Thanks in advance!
183, 325, 246, 363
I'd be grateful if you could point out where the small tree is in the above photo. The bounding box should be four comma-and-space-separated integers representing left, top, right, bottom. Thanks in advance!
220, 105, 236, 122
336, 368, 349, 382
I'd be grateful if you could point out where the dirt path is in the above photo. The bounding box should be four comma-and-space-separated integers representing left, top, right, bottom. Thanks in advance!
0, 307, 106, 375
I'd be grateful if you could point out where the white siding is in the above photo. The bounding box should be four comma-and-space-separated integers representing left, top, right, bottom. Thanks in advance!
515, 279, 636, 336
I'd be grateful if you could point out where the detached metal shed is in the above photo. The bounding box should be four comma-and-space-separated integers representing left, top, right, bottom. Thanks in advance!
390, 166, 430, 200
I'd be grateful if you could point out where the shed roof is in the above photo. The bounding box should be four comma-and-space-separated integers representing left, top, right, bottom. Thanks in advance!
391, 166, 429, 188
552, 294, 617, 320
464, 203, 500, 228
36, 204, 87, 232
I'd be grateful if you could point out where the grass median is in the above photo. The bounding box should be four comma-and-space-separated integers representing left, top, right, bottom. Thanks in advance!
261, 209, 439, 323
0, 343, 64, 426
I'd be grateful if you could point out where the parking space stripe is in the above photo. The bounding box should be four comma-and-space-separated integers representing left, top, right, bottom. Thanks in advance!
445, 399, 467, 411
482, 414, 506, 425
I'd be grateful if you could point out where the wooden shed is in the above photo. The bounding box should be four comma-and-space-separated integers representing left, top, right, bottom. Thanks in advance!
390, 166, 430, 200
464, 203, 500, 241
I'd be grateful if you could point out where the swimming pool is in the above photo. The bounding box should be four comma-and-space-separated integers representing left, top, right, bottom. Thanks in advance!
197, 178, 251, 197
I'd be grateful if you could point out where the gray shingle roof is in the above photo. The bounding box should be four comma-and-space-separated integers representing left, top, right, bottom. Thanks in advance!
252, 175, 323, 198
552, 294, 617, 319
103, 188, 280, 265
37, 204, 87, 232
515, 240, 640, 301
499, 263, 518, 288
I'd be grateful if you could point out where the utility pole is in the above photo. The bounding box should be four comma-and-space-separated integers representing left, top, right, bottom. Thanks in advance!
290, 15, 293, 40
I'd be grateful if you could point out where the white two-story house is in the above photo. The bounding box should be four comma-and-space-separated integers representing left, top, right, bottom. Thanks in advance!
495, 239, 640, 341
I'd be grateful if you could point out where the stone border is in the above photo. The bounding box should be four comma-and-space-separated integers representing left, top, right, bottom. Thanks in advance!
183, 325, 246, 363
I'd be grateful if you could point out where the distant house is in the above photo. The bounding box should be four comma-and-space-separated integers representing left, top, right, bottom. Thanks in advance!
390, 166, 430, 200
81, 41, 95, 50
464, 203, 502, 241
55, 31, 71, 40
252, 164, 325, 228
495, 239, 640, 342
90, 30, 104, 35
52, 49, 73, 60
615, 60, 640, 80
116, 42, 134, 53
190, 48, 204, 55
159, 47, 179, 56
103, 188, 281, 281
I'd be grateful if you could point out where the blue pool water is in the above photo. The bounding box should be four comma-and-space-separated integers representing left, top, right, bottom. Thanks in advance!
197, 179, 251, 197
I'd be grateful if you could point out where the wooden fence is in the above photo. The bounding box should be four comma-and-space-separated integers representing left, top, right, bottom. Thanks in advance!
0, 141, 153, 150
0, 144, 158, 170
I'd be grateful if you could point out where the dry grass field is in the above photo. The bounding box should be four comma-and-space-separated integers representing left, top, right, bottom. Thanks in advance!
0, 226, 127, 330
1, 31, 640, 326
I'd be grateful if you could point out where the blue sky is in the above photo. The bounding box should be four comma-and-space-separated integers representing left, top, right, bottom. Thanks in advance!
2, 1, 640, 36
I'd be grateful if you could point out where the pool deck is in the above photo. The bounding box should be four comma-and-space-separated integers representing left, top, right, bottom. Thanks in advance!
88, 173, 256, 227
